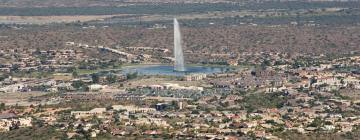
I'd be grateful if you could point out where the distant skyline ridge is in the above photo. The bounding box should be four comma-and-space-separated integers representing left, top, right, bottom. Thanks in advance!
173, 18, 185, 72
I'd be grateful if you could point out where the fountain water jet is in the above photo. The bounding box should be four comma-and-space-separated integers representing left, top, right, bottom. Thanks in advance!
119, 19, 235, 76
174, 18, 185, 71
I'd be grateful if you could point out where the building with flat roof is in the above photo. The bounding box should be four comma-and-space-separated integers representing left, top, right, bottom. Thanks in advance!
71, 108, 106, 119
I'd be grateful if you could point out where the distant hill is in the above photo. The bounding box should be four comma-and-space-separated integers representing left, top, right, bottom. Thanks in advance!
0, 1, 358, 15
0, 26, 358, 58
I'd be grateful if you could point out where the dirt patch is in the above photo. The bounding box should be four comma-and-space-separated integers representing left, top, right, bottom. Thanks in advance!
126, 77, 205, 88
0, 92, 48, 106
0, 15, 128, 24
339, 89, 360, 100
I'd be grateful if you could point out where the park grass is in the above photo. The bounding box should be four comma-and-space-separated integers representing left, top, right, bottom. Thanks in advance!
73, 62, 249, 75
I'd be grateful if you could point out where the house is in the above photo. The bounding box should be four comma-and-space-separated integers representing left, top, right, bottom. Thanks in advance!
227, 59, 238, 66
89, 84, 105, 91
344, 77, 360, 89
113, 93, 145, 101
111, 128, 127, 136
135, 118, 170, 127
112, 105, 156, 113
71, 108, 106, 119
0, 113, 17, 119
211, 80, 232, 88
0, 84, 27, 93
0, 68, 10, 73
65, 42, 75, 46
143, 130, 162, 136
184, 74, 207, 81
0, 116, 32, 132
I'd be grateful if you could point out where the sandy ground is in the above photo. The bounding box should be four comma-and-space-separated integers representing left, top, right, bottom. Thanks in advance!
0, 14, 127, 24
0, 92, 48, 106
340, 89, 360, 101
126, 77, 206, 88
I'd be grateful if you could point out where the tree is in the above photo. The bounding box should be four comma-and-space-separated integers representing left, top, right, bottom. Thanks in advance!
0, 103, 5, 111
72, 71, 78, 78
91, 73, 99, 83
340, 78, 345, 85
106, 74, 117, 84
32, 117, 45, 127
11, 64, 20, 73
72, 81, 85, 89
76, 124, 91, 139
309, 77, 317, 87
0, 74, 9, 81
33, 48, 41, 55
106, 105, 113, 111
261, 59, 271, 67
308, 117, 323, 128
126, 72, 138, 80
